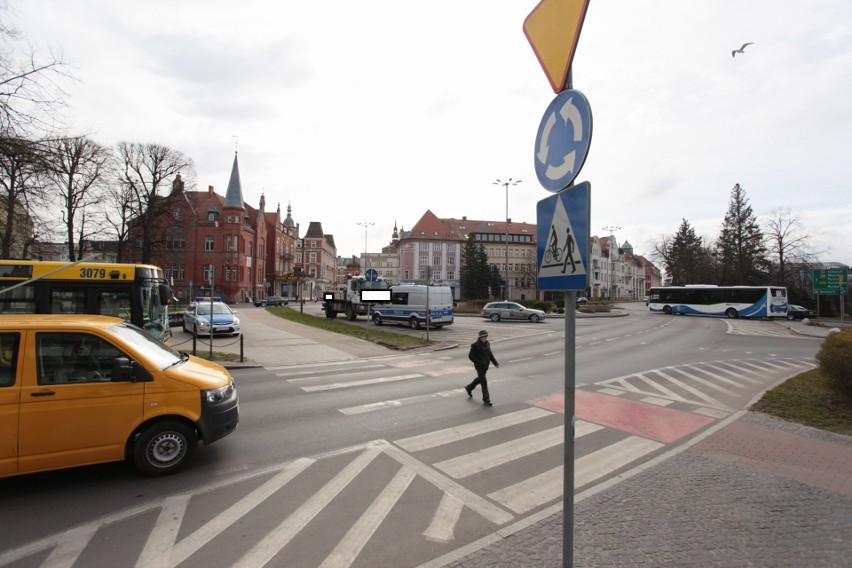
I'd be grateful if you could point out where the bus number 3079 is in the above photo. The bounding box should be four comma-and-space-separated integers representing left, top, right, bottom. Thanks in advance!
80, 268, 107, 279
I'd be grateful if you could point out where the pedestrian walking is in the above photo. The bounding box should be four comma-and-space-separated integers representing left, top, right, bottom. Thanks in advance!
465, 329, 499, 407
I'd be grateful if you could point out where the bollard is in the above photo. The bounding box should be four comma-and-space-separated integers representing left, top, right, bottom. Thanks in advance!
240, 334, 244, 362
192, 333, 196, 356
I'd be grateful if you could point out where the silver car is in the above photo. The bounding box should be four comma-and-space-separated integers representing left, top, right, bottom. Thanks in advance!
481, 301, 546, 323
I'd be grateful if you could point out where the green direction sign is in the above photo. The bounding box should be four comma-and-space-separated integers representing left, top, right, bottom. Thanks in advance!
813, 268, 849, 295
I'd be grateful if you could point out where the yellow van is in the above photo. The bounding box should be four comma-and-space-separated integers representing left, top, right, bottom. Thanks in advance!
0, 315, 239, 478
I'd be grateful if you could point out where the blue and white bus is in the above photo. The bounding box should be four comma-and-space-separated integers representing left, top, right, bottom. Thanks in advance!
648, 285, 787, 319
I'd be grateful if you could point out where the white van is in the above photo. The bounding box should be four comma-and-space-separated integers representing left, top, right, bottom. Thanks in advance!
371, 285, 454, 329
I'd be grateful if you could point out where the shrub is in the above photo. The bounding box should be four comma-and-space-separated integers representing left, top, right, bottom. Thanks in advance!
529, 300, 552, 313
815, 329, 852, 396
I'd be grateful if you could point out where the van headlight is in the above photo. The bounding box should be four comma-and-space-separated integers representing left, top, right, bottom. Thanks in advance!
202, 382, 236, 404
232, 317, 240, 325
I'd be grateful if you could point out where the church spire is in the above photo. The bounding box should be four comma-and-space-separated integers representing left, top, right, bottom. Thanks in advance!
223, 152, 245, 209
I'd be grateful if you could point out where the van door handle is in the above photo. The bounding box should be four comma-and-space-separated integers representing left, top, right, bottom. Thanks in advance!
31, 390, 56, 397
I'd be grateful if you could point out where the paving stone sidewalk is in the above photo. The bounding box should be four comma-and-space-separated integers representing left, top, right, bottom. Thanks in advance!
442, 412, 852, 567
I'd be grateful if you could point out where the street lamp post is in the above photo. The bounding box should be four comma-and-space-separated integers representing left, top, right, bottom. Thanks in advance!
494, 178, 521, 300
357, 221, 374, 274
602, 225, 621, 300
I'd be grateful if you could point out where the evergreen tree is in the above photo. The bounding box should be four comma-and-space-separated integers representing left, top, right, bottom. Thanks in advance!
665, 219, 706, 285
717, 183, 769, 285
460, 238, 497, 300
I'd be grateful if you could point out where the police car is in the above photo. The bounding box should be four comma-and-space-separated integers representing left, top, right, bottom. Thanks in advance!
182, 299, 241, 336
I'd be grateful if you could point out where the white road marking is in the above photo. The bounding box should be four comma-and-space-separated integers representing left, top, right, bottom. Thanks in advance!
395, 407, 553, 452
320, 466, 417, 568
301, 373, 423, 391
423, 493, 465, 543
233, 447, 382, 568
434, 426, 565, 479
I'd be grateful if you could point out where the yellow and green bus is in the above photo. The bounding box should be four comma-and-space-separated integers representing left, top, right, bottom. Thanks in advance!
0, 260, 174, 344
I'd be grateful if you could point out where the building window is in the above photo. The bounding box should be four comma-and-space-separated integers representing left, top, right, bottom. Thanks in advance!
205, 236, 214, 251
227, 215, 233, 223
433, 256, 441, 265
447, 271, 455, 279
447, 256, 455, 265
178, 265, 185, 280
419, 255, 427, 265
433, 242, 442, 251
419, 242, 428, 250
203, 264, 213, 282
310, 252, 317, 263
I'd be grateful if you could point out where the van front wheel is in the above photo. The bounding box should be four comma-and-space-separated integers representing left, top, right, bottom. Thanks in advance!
409, 317, 420, 330
133, 420, 197, 476
373, 314, 383, 326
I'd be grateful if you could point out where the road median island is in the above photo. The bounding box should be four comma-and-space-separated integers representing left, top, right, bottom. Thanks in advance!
267, 306, 435, 351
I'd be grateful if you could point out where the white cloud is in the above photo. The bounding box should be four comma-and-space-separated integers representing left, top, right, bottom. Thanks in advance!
10, 0, 852, 268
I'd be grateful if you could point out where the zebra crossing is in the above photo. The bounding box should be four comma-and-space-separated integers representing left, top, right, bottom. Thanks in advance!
0, 406, 663, 568
593, 357, 815, 415
725, 319, 800, 337
1, 355, 816, 568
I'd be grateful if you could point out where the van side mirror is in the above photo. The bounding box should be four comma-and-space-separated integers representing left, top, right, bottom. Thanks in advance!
111, 357, 153, 383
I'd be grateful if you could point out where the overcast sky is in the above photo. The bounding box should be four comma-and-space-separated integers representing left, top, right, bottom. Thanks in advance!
11, 0, 852, 267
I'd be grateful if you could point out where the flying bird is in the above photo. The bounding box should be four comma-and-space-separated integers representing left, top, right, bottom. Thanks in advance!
732, 42, 754, 57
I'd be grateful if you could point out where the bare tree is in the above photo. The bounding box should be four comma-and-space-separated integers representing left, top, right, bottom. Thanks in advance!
763, 208, 821, 287
0, 135, 47, 257
43, 136, 111, 261
102, 177, 134, 262
0, 5, 70, 137
116, 142, 193, 264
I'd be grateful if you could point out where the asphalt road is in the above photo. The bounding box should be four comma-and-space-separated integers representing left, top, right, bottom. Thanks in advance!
0, 304, 824, 568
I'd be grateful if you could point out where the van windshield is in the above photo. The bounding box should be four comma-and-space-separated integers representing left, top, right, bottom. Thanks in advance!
107, 322, 182, 369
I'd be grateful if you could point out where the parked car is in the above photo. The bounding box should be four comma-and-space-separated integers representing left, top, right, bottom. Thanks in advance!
786, 304, 817, 320
481, 301, 547, 323
183, 301, 241, 336
255, 295, 288, 307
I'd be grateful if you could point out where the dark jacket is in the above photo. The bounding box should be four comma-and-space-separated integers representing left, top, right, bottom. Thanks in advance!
469, 339, 498, 370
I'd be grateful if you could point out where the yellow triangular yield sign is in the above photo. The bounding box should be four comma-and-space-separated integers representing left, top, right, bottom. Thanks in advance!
523, 0, 590, 94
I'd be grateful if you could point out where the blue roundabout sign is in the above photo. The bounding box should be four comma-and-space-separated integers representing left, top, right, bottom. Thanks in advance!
534, 89, 592, 192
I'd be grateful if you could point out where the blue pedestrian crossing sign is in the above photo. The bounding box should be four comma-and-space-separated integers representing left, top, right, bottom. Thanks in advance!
534, 89, 592, 192
537, 181, 591, 291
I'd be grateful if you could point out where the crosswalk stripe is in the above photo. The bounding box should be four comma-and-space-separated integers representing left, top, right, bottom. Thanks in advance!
395, 407, 554, 452
675, 368, 741, 394
163, 458, 315, 568
489, 465, 563, 515
575, 436, 664, 487
703, 362, 763, 383
684, 364, 748, 388
377, 441, 514, 525
652, 370, 728, 408
320, 466, 417, 568
283, 364, 386, 381
423, 493, 465, 543
233, 447, 382, 568
635, 374, 693, 404
301, 373, 423, 392
434, 426, 565, 479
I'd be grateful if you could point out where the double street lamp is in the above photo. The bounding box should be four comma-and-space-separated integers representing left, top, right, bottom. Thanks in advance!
494, 178, 522, 300
357, 221, 374, 273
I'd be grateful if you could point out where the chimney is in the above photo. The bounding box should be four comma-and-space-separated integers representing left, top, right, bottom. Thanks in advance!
208, 185, 215, 195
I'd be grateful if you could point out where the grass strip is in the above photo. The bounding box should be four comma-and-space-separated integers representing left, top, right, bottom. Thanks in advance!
752, 368, 852, 436
266, 306, 433, 350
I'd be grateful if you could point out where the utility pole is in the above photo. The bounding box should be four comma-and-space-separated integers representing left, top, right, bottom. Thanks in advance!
494, 178, 522, 300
